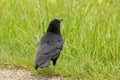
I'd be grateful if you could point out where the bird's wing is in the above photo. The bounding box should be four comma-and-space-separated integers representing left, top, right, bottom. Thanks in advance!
37, 38, 63, 54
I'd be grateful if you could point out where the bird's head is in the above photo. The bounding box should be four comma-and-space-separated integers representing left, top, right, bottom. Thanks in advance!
49, 18, 63, 27
47, 18, 63, 34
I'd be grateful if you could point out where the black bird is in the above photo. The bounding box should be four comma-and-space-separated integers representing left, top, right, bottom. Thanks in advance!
34, 18, 64, 69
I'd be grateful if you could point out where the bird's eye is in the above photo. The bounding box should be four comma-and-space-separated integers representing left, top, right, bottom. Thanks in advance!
57, 22, 60, 26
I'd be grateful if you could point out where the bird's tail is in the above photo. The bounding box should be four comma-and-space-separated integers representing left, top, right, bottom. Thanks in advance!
34, 60, 50, 70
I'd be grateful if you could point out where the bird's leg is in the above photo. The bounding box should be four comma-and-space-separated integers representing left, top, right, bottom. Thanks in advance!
52, 59, 57, 66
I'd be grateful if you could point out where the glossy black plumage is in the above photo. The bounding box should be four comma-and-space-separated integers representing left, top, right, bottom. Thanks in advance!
34, 19, 64, 69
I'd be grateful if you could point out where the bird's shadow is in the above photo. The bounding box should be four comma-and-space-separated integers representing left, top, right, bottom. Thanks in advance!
35, 66, 60, 77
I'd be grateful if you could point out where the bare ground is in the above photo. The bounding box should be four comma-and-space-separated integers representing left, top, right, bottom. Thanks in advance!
0, 68, 65, 80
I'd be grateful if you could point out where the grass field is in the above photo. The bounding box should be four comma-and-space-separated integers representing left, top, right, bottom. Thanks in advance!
0, 0, 120, 80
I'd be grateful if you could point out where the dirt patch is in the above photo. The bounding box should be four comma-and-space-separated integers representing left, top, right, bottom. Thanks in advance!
0, 68, 65, 80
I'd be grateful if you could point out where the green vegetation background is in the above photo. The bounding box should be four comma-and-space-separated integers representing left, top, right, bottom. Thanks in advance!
0, 0, 120, 79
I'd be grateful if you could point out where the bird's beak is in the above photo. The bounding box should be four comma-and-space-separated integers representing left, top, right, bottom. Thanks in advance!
59, 18, 63, 22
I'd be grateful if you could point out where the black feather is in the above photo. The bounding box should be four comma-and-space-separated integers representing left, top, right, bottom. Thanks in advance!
34, 19, 64, 69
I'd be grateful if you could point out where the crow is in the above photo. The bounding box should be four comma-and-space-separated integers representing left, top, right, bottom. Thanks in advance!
34, 18, 64, 70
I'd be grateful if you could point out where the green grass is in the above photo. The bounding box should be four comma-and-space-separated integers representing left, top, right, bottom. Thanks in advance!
0, 0, 120, 79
